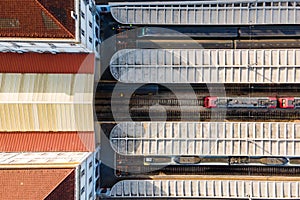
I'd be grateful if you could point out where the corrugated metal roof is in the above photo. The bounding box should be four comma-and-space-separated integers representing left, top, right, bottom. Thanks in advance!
111, 122, 300, 157
0, 73, 94, 103
109, 179, 300, 199
0, 53, 94, 73
0, 103, 94, 131
110, 49, 300, 83
0, 132, 95, 152
0, 0, 75, 39
0, 168, 74, 200
110, 1, 300, 25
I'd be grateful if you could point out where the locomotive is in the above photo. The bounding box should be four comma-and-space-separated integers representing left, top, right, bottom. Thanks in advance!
204, 96, 299, 109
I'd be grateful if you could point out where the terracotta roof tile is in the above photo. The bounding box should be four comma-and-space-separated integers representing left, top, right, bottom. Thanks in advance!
0, 168, 74, 200
0, 53, 94, 73
38, 0, 75, 35
0, 0, 75, 38
0, 132, 95, 152
44, 170, 75, 200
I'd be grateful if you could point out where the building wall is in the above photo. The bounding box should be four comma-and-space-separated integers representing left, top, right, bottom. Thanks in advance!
77, 148, 100, 200
79, 0, 100, 57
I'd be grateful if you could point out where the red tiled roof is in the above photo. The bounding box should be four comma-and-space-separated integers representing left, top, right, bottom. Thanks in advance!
0, 168, 74, 200
0, 53, 94, 73
0, 132, 95, 152
38, 0, 75, 36
45, 170, 75, 200
0, 0, 75, 38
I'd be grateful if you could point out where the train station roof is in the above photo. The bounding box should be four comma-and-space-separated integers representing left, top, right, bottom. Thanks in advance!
0, 0, 75, 39
108, 179, 300, 199
110, 1, 300, 25
111, 122, 300, 157
110, 49, 300, 83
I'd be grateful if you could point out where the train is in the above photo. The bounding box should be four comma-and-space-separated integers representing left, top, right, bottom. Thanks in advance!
137, 26, 300, 39
204, 96, 299, 109
144, 156, 290, 166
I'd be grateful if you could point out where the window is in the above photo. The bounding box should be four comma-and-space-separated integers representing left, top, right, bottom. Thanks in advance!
81, 169, 85, 177
101, 7, 107, 12
257, 2, 263, 6
81, 187, 85, 195
288, 2, 295, 6
89, 161, 93, 168
95, 166, 99, 178
89, 21, 92, 28
81, 29, 85, 36
95, 41, 99, 52
89, 176, 92, 183
95, 27, 99, 39
89, 192, 92, 199
81, 11, 85, 19
89, 37, 92, 43
0, 18, 20, 28
265, 2, 271, 6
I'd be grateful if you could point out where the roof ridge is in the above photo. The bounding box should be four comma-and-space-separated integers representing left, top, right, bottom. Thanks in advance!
34, 0, 75, 38
42, 169, 75, 199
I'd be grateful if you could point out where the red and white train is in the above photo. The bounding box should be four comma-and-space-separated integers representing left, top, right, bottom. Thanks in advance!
204, 96, 299, 109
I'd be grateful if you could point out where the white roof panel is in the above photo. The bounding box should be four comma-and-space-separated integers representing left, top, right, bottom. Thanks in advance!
0, 73, 93, 103
109, 179, 300, 198
110, 0, 300, 25
0, 73, 94, 131
110, 49, 300, 83
110, 122, 300, 157
0, 42, 91, 53
0, 152, 91, 165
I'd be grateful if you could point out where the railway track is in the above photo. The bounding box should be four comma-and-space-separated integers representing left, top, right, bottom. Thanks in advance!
97, 107, 300, 121
96, 83, 300, 121
96, 83, 300, 95
135, 39, 300, 49
115, 164, 300, 177
114, 154, 300, 178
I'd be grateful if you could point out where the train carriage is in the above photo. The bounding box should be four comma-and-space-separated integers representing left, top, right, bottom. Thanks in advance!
204, 96, 277, 108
